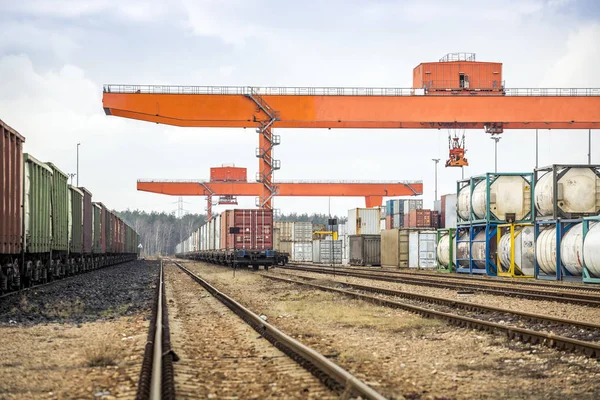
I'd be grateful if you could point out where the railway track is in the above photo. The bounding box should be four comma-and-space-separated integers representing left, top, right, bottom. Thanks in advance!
262, 273, 600, 358
137, 260, 387, 399
281, 264, 600, 307
322, 264, 600, 294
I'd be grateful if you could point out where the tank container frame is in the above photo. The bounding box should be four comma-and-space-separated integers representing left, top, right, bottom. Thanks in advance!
582, 215, 600, 284
456, 223, 498, 275
534, 164, 600, 220
495, 223, 534, 278
534, 219, 581, 282
459, 173, 534, 225
436, 228, 456, 273
456, 178, 471, 225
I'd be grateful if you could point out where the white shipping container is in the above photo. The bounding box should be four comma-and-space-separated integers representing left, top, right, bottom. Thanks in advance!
293, 222, 313, 242
292, 242, 312, 262
214, 215, 221, 251
312, 239, 342, 264
347, 208, 381, 235
444, 194, 457, 229
409, 231, 437, 269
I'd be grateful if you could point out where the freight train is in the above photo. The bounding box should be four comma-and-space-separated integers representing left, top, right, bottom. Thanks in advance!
175, 209, 287, 269
0, 120, 139, 293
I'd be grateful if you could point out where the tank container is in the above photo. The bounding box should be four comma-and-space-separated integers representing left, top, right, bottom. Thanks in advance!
456, 230, 491, 269
436, 230, 457, 268
535, 165, 600, 219
497, 225, 535, 276
457, 181, 471, 223
471, 174, 533, 223
583, 221, 600, 278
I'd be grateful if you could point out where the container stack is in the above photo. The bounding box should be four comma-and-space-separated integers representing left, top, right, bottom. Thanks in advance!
292, 221, 312, 262
533, 165, 600, 283
348, 208, 381, 266
274, 221, 294, 256
403, 209, 439, 229
385, 199, 423, 229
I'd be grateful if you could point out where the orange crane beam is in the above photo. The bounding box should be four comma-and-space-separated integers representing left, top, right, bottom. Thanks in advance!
137, 180, 423, 208
103, 86, 600, 129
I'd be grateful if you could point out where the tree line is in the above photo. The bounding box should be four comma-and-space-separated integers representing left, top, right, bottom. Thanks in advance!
117, 210, 345, 256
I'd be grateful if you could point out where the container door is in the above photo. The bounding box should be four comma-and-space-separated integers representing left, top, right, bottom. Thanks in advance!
409, 232, 419, 268
418, 232, 437, 269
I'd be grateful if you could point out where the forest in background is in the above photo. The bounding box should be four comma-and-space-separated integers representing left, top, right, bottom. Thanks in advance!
117, 210, 347, 255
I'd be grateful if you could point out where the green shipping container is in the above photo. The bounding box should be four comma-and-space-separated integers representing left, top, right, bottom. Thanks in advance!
46, 163, 69, 252
23, 154, 53, 254
68, 186, 84, 254
92, 203, 102, 253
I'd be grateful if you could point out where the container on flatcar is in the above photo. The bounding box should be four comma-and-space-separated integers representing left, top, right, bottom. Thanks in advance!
68, 185, 84, 255
23, 154, 53, 254
92, 203, 102, 254
219, 209, 273, 250
46, 163, 69, 253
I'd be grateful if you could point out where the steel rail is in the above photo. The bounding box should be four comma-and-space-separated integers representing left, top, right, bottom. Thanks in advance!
279, 265, 600, 307
308, 264, 600, 294
274, 272, 600, 331
150, 260, 163, 400
263, 274, 600, 358
172, 261, 387, 400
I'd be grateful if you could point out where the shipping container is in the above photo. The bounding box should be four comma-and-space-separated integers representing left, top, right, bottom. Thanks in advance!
79, 187, 93, 254
94, 203, 107, 253
312, 240, 342, 264
380, 229, 409, 267
210, 166, 247, 182
92, 203, 102, 253
273, 228, 281, 251
278, 241, 293, 255
105, 208, 114, 253
274, 221, 294, 242
393, 213, 403, 228
408, 231, 437, 269
405, 209, 433, 228
46, 163, 69, 253
68, 186, 84, 254
349, 234, 381, 266
292, 242, 312, 262
347, 208, 381, 235
441, 194, 457, 229
431, 211, 440, 229
1, 120, 24, 256
293, 221, 312, 242
23, 154, 53, 254
220, 209, 273, 250
413, 57, 503, 92
385, 215, 393, 230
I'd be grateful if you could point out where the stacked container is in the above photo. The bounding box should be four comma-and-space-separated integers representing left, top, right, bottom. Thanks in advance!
292, 222, 312, 262
274, 221, 294, 255
385, 199, 423, 229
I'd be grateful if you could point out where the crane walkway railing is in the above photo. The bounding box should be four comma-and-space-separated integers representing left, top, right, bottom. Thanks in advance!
104, 84, 600, 97
137, 179, 422, 184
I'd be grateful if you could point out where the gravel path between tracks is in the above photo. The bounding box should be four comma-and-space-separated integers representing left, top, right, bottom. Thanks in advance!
279, 269, 600, 325
186, 262, 600, 400
0, 260, 159, 399
165, 262, 337, 399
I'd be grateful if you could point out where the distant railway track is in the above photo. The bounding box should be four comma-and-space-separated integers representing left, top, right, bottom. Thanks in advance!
263, 273, 600, 358
168, 261, 386, 400
325, 264, 600, 294
281, 264, 600, 307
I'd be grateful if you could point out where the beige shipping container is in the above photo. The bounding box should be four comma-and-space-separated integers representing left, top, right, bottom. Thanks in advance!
278, 241, 293, 255
275, 221, 294, 241
273, 228, 281, 251
381, 229, 409, 267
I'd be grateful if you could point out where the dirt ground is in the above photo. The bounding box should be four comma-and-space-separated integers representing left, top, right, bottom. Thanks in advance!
186, 262, 600, 400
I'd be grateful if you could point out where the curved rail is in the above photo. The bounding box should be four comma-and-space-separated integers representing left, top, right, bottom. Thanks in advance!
172, 261, 387, 400
263, 274, 600, 358
280, 265, 600, 307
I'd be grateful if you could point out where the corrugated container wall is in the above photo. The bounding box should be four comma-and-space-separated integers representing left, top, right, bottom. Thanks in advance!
273, 228, 281, 251
408, 231, 438, 269
347, 208, 381, 235
349, 235, 381, 266
312, 240, 342, 264
292, 242, 312, 262
105, 209, 114, 253
68, 186, 84, 254
413, 60, 503, 90
79, 187, 93, 253
381, 229, 409, 267
1, 120, 24, 255
293, 222, 312, 242
46, 163, 69, 253
210, 166, 247, 182
221, 209, 273, 250
23, 154, 53, 254
275, 221, 294, 241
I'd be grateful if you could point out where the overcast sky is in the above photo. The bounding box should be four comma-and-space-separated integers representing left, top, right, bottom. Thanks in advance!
1, 0, 599, 217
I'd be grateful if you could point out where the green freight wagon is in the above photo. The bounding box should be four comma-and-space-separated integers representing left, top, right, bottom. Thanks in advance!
23, 154, 53, 282
92, 203, 102, 254
68, 185, 84, 272
46, 163, 69, 253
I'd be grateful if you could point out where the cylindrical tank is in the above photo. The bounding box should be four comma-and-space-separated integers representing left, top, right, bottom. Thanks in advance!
457, 185, 471, 221
583, 222, 600, 277
436, 233, 456, 267
471, 176, 532, 221
498, 226, 535, 275
535, 168, 600, 217
536, 227, 558, 275
560, 222, 586, 275
456, 231, 487, 268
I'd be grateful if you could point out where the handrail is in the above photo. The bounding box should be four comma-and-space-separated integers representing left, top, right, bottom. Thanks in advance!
137, 178, 423, 184
104, 84, 600, 97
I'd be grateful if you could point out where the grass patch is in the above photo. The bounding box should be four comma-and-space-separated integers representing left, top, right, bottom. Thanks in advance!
83, 337, 120, 367
44, 299, 85, 318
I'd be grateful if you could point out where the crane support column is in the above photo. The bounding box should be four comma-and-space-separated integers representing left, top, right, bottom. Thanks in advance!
246, 88, 280, 209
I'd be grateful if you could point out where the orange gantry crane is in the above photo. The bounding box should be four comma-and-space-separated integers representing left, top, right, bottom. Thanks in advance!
138, 166, 422, 219
103, 53, 600, 209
